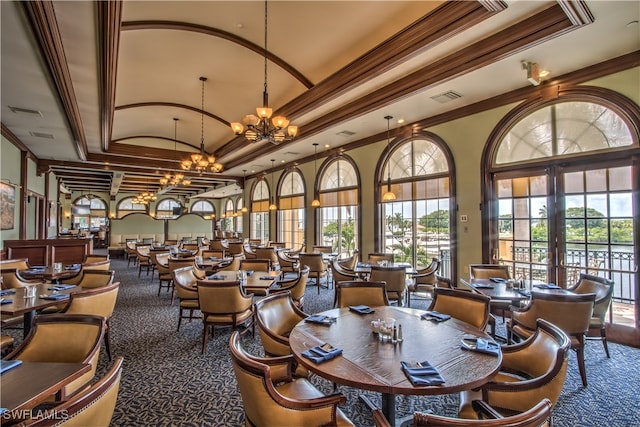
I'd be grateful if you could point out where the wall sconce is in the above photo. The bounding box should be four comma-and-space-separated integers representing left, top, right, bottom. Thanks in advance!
65, 211, 71, 219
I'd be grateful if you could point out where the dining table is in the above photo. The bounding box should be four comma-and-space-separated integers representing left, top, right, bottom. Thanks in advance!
0, 361, 91, 417
289, 306, 501, 426
19, 265, 81, 284
353, 262, 417, 281
0, 283, 82, 337
203, 270, 281, 296
459, 277, 573, 304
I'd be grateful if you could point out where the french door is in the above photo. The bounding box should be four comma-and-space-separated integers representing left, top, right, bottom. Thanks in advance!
492, 160, 639, 345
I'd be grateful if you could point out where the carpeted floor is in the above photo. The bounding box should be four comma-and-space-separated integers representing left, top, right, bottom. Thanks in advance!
8, 256, 640, 426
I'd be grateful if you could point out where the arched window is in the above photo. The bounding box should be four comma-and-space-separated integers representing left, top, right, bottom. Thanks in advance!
379, 132, 454, 272
191, 199, 215, 219
72, 195, 107, 230
317, 156, 359, 255
236, 197, 245, 233
156, 198, 182, 219
222, 198, 235, 231
116, 197, 148, 218
278, 168, 305, 249
250, 179, 271, 244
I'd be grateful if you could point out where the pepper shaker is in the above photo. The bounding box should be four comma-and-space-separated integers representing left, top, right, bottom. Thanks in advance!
397, 324, 403, 342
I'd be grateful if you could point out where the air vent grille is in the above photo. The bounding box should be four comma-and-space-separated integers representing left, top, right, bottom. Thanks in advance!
29, 131, 54, 139
9, 106, 42, 117
336, 130, 355, 137
430, 90, 463, 103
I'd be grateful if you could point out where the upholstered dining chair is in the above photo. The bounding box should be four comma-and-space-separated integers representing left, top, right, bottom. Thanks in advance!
369, 398, 552, 427
435, 275, 454, 288
406, 257, 441, 307
298, 252, 329, 294
228, 331, 354, 427
567, 273, 614, 357
125, 241, 138, 267
82, 254, 110, 265
336, 281, 389, 308
240, 259, 271, 272
254, 291, 307, 357
0, 268, 44, 288
229, 241, 246, 257
210, 239, 229, 253
61, 269, 115, 289
217, 254, 243, 272
172, 266, 200, 331
197, 279, 254, 353
62, 282, 120, 361
270, 266, 309, 309
312, 245, 333, 254
152, 251, 172, 296
276, 248, 300, 273
507, 291, 596, 387
201, 249, 225, 260
469, 264, 512, 322
330, 259, 358, 285
368, 253, 394, 264
459, 319, 570, 420
369, 265, 406, 305
255, 247, 279, 270
0, 258, 32, 270
23, 357, 124, 427
135, 245, 153, 277
5, 314, 106, 398
337, 249, 359, 270
242, 243, 258, 259
428, 288, 491, 331
80, 259, 111, 271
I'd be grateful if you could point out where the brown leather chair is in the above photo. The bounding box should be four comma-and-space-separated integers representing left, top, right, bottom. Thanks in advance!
125, 241, 138, 267
1, 334, 14, 355
255, 247, 279, 270
407, 257, 441, 307
62, 282, 120, 361
567, 273, 614, 357
242, 243, 258, 259
338, 249, 359, 270
201, 249, 225, 260
276, 249, 300, 273
217, 254, 243, 272
228, 331, 354, 427
240, 259, 271, 272
229, 241, 246, 256
428, 288, 491, 331
0, 258, 32, 270
270, 266, 309, 309
151, 251, 172, 296
62, 270, 115, 289
210, 239, 229, 253
370, 398, 552, 427
435, 275, 454, 288
369, 265, 406, 306
299, 253, 329, 294
312, 245, 333, 254
330, 259, 358, 286
172, 266, 200, 331
368, 253, 394, 264
507, 291, 596, 387
80, 259, 111, 271
469, 264, 511, 321
336, 281, 389, 308
135, 245, 153, 277
459, 319, 570, 419
254, 291, 307, 357
197, 279, 254, 353
23, 357, 124, 427
1, 268, 44, 289
5, 314, 106, 398
82, 254, 110, 265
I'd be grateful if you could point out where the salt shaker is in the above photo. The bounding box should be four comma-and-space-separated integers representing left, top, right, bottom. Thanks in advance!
392, 325, 398, 344
397, 324, 403, 342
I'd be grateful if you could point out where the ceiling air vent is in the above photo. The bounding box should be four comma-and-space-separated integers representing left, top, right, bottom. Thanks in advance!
9, 106, 42, 117
430, 90, 463, 104
29, 131, 54, 139
336, 130, 355, 137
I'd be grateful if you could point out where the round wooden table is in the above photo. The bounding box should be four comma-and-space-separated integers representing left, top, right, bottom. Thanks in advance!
290, 306, 501, 425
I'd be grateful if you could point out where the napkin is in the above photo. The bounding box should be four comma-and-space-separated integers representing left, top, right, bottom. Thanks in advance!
301, 344, 343, 364
349, 305, 375, 315
472, 283, 494, 289
0, 360, 22, 375
534, 283, 561, 289
65, 264, 81, 270
41, 294, 70, 301
0, 289, 16, 296
461, 338, 501, 356
421, 311, 451, 322
401, 360, 445, 386
207, 274, 225, 280
518, 289, 531, 297
0, 299, 12, 305
259, 276, 273, 280
489, 277, 506, 283
48, 284, 76, 291
305, 314, 336, 326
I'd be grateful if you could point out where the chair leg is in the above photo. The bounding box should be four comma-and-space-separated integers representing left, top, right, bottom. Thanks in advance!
105, 319, 112, 361
577, 337, 588, 387
177, 309, 183, 332
202, 324, 209, 354
600, 326, 610, 358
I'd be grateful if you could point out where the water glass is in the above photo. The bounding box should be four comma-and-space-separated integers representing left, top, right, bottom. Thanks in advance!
24, 284, 37, 299
53, 262, 63, 273
378, 318, 395, 343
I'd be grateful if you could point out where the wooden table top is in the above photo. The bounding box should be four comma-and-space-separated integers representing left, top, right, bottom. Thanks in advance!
204, 270, 281, 294
459, 278, 572, 301
0, 283, 81, 316
0, 361, 91, 413
19, 266, 81, 282
354, 262, 417, 275
290, 306, 501, 396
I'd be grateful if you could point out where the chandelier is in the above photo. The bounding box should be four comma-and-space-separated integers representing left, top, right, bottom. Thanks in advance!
311, 143, 320, 207
382, 115, 397, 202
160, 118, 191, 188
230, 0, 298, 145
269, 159, 277, 210
132, 190, 157, 205
182, 77, 223, 173
240, 170, 249, 213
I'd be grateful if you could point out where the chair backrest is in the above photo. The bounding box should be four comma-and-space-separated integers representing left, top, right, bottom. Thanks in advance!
278, 266, 309, 303
24, 357, 124, 427
299, 253, 326, 273
83, 255, 110, 264
336, 281, 389, 308
518, 292, 596, 335
255, 248, 278, 266
368, 253, 394, 264
469, 264, 510, 280
338, 249, 359, 270
0, 258, 30, 270
415, 258, 441, 285
217, 254, 243, 272
569, 273, 614, 321
76, 270, 116, 289
229, 241, 245, 255
63, 282, 120, 319
330, 260, 358, 282
276, 249, 299, 270
168, 257, 196, 274
254, 291, 306, 356
312, 245, 333, 254
429, 288, 491, 330
369, 265, 406, 295
1, 268, 41, 288
435, 275, 453, 288
268, 241, 286, 249
6, 314, 106, 396
154, 252, 170, 270
201, 250, 225, 259
240, 259, 270, 272
82, 259, 111, 271
197, 280, 252, 315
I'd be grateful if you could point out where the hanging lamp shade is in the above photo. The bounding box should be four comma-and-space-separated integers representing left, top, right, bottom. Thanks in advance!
382, 115, 396, 202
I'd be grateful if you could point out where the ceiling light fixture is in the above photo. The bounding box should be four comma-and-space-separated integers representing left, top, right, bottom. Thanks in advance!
269, 159, 277, 210
230, 0, 297, 145
240, 170, 248, 214
182, 77, 223, 173
160, 118, 191, 188
382, 115, 397, 202
311, 143, 320, 207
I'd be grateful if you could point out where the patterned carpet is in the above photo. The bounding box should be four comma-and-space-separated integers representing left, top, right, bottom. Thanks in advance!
8, 256, 640, 426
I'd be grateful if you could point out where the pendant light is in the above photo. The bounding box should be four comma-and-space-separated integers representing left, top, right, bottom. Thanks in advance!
382, 115, 397, 202
311, 143, 321, 207
241, 170, 249, 213
160, 118, 190, 188
269, 159, 277, 210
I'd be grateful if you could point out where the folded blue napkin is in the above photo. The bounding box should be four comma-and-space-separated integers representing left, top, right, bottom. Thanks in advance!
259, 276, 273, 280
534, 283, 561, 289
518, 289, 531, 297
41, 294, 70, 301
0, 299, 12, 305
421, 311, 451, 322
301, 345, 343, 363
48, 284, 76, 291
0, 360, 22, 375
207, 274, 225, 280
0, 289, 16, 296
245, 270, 254, 276
401, 360, 445, 386
349, 305, 375, 315
489, 277, 506, 283
472, 283, 494, 289
305, 314, 336, 326
65, 264, 81, 270
461, 338, 501, 356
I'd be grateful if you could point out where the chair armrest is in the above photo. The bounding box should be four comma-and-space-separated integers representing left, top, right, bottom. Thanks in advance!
472, 400, 504, 419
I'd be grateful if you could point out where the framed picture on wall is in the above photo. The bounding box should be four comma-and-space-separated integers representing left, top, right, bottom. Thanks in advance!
0, 182, 16, 230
